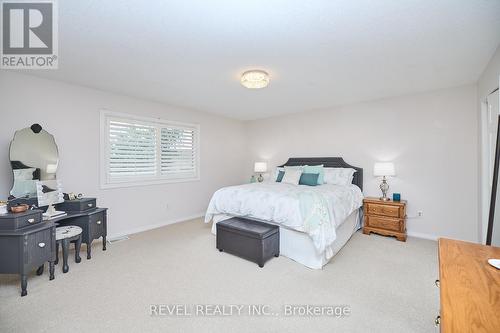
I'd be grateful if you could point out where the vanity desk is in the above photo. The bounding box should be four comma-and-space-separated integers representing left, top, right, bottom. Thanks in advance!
1, 124, 109, 296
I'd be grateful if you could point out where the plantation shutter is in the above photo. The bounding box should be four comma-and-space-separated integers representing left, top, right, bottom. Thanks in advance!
160, 126, 197, 178
107, 119, 157, 179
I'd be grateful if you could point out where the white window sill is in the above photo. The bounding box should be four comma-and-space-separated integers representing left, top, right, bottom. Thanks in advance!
100, 176, 201, 190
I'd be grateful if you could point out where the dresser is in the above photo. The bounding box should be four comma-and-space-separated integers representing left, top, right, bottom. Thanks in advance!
437, 238, 500, 332
0, 210, 56, 296
362, 197, 407, 241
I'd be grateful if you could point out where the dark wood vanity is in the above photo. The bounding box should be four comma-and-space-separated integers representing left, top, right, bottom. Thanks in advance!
0, 124, 108, 296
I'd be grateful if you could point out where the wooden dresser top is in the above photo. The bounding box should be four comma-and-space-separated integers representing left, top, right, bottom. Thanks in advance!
438, 238, 500, 332
362, 197, 407, 206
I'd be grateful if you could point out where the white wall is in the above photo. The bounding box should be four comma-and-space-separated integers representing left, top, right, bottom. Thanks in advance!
0, 72, 482, 242
0, 72, 247, 238
245, 85, 478, 241
477, 45, 500, 242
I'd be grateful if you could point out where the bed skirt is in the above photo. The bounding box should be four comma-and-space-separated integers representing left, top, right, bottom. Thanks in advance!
210, 209, 361, 269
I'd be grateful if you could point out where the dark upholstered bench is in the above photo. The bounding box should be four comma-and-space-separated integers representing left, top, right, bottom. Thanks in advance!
216, 217, 279, 268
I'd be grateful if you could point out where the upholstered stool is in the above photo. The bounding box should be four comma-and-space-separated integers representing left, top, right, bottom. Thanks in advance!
55, 226, 82, 273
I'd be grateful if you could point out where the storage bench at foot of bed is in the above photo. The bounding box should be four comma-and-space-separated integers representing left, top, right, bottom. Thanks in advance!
216, 217, 279, 268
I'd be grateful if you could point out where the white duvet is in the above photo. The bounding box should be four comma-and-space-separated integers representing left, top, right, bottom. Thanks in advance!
205, 182, 363, 255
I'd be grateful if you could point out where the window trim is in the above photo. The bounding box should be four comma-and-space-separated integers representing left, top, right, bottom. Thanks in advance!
99, 110, 200, 189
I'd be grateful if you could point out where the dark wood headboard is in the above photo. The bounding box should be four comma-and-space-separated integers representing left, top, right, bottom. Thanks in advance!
278, 157, 363, 191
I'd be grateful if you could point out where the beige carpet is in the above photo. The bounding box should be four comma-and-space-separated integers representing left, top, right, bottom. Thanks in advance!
0, 218, 439, 333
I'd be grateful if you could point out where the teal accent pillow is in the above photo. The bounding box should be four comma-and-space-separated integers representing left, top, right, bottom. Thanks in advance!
276, 170, 285, 182
299, 173, 319, 186
303, 165, 324, 185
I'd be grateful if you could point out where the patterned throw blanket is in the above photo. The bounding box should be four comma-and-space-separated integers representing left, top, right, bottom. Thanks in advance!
298, 191, 336, 256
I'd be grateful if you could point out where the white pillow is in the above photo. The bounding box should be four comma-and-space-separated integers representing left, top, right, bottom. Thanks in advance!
281, 167, 303, 185
274, 165, 302, 181
13, 168, 36, 180
323, 168, 356, 186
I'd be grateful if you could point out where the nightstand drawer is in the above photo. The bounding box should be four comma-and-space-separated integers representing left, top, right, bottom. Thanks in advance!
366, 216, 402, 232
366, 203, 402, 218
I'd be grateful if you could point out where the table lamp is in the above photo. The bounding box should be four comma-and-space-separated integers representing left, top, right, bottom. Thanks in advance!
373, 162, 396, 201
254, 162, 267, 182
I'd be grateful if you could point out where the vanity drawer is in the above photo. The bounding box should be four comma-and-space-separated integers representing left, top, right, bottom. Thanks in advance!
366, 215, 402, 232
56, 198, 96, 212
365, 203, 402, 218
25, 228, 54, 267
89, 211, 105, 240
0, 210, 43, 230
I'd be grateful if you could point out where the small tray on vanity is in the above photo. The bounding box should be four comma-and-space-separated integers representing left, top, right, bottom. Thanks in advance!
0, 210, 43, 230
55, 198, 96, 212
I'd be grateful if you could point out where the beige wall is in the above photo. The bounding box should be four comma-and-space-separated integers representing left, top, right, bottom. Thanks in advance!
245, 85, 478, 241
0, 72, 247, 238
477, 45, 500, 242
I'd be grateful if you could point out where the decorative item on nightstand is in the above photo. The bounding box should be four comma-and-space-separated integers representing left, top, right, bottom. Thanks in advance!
373, 162, 396, 201
363, 197, 407, 241
254, 162, 267, 182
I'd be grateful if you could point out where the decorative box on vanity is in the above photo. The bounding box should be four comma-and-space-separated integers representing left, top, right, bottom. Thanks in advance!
0, 209, 56, 296
56, 198, 96, 212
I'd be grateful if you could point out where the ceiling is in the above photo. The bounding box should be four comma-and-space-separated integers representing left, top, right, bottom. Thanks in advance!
27, 0, 500, 120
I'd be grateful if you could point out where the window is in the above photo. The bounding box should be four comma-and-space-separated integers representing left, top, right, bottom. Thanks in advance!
100, 111, 199, 188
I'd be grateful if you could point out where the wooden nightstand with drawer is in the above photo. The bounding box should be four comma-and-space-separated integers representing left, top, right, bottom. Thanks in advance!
362, 197, 407, 241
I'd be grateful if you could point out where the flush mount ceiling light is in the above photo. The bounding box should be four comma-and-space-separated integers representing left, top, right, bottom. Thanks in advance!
240, 70, 270, 89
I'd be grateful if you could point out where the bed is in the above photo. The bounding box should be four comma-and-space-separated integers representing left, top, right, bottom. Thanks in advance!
205, 157, 364, 269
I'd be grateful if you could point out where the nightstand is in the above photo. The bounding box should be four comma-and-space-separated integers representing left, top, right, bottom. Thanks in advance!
362, 197, 407, 241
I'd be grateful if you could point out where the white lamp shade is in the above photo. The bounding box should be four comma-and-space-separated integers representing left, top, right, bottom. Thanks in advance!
373, 162, 396, 177
254, 162, 267, 173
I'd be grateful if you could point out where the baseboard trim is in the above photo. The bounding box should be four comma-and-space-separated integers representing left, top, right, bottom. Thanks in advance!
108, 215, 440, 242
407, 231, 438, 241
107, 212, 205, 241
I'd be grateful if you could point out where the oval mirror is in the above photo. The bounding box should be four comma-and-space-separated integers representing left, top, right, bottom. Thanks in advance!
9, 124, 59, 199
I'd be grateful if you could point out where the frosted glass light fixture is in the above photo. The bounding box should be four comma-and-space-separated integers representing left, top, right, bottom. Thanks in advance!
241, 70, 270, 89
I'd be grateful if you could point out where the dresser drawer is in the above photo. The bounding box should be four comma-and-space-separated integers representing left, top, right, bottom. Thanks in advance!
0, 210, 43, 230
366, 215, 402, 232
25, 228, 53, 267
365, 203, 402, 218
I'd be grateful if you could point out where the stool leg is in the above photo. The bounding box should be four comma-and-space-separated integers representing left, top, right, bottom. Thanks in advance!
55, 241, 59, 265
36, 264, 44, 276
62, 239, 69, 273
75, 236, 82, 263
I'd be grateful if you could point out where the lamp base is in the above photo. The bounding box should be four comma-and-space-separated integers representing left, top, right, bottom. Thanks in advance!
379, 176, 390, 202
